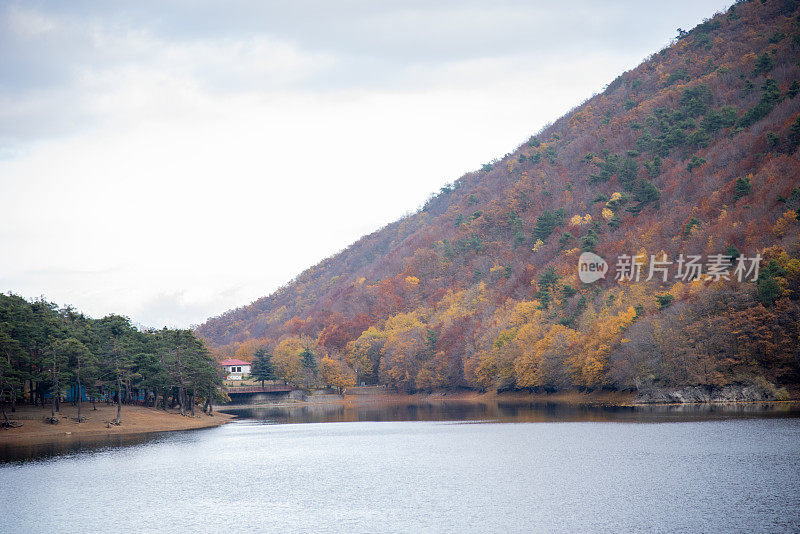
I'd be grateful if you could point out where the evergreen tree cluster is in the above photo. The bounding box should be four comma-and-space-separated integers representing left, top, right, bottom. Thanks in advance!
0, 293, 222, 423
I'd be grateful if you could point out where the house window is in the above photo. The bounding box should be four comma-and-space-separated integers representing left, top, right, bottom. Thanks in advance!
236, 366, 241, 373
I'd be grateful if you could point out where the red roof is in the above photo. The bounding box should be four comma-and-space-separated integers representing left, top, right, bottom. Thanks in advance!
220, 358, 251, 366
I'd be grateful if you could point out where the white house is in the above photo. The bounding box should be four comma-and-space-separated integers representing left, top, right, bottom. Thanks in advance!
220, 358, 251, 380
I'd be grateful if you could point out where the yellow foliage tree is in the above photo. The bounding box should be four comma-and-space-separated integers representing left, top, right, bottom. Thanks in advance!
233, 339, 263, 363
416, 351, 451, 390
379, 311, 427, 390
569, 306, 637, 388
773, 210, 798, 238
467, 299, 549, 390
510, 300, 543, 327
515, 324, 579, 389
272, 336, 313, 386
345, 327, 384, 384
320, 356, 356, 392
467, 349, 497, 390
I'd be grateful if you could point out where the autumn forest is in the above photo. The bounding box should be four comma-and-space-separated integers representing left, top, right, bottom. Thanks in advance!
0, 0, 779, 402
192, 1, 800, 397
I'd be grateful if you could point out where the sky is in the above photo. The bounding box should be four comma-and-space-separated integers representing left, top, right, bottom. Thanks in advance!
0, 0, 731, 329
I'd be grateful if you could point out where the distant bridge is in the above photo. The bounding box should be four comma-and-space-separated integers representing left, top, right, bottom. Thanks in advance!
225, 385, 294, 394
223, 384, 296, 405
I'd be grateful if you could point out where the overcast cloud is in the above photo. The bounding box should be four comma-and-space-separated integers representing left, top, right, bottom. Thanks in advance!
0, 0, 730, 328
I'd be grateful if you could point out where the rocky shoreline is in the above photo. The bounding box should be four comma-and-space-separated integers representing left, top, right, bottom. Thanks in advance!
634, 384, 789, 404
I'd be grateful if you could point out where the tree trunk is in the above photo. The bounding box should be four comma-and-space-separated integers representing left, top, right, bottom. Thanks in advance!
115, 377, 122, 424
51, 355, 58, 418
190, 391, 195, 416
76, 380, 82, 421
178, 385, 186, 416
76, 360, 83, 422
204, 384, 212, 414
10, 386, 15, 413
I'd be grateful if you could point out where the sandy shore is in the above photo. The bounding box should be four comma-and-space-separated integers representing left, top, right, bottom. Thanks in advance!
0, 403, 233, 448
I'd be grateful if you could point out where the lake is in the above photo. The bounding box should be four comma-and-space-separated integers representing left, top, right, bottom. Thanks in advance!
2, 401, 799, 533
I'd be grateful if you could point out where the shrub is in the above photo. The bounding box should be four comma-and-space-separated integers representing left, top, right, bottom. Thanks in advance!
580, 230, 599, 252
687, 155, 706, 172
788, 80, 799, 99
666, 68, 689, 86
681, 84, 713, 117
645, 156, 662, 177
753, 52, 775, 76
683, 217, 702, 236
656, 294, 674, 309
734, 176, 751, 200
618, 157, 639, 190
532, 210, 561, 241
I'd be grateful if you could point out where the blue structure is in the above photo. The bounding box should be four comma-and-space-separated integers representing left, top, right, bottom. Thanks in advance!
48, 384, 148, 403
66, 384, 89, 402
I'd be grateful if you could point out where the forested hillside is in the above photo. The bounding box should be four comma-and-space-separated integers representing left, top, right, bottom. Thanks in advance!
198, 0, 800, 394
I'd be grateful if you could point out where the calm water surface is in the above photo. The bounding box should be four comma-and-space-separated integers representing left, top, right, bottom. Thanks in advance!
2, 402, 799, 533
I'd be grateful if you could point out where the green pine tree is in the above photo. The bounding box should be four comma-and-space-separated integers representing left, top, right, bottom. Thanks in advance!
250, 348, 276, 387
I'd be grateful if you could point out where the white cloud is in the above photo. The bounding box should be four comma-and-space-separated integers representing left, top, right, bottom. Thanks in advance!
4, 5, 57, 37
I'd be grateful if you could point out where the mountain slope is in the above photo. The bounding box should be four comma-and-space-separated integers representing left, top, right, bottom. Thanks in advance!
199, 0, 800, 393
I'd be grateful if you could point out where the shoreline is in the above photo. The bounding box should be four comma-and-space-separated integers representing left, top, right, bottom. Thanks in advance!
5, 391, 797, 449
220, 388, 800, 410
219, 389, 637, 410
0, 404, 233, 449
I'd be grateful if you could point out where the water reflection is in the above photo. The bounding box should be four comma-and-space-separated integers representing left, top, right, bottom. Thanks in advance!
223, 399, 800, 425
3, 400, 796, 464
0, 432, 168, 464
2, 405, 799, 532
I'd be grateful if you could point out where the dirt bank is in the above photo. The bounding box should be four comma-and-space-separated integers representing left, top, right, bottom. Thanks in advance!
0, 404, 233, 448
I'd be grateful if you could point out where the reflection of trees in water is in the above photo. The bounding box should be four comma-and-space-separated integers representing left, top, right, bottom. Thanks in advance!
1, 432, 162, 463
224, 401, 798, 425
